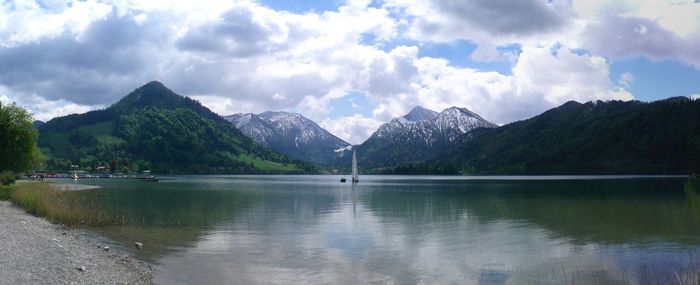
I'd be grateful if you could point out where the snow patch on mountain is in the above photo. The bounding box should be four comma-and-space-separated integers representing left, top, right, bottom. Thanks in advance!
225, 111, 351, 164
373, 106, 497, 145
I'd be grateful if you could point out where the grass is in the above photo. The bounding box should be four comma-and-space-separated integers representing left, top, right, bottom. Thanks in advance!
8, 182, 114, 227
40, 132, 74, 158
40, 121, 125, 158
0, 184, 15, 200
234, 153, 300, 173
77, 121, 126, 144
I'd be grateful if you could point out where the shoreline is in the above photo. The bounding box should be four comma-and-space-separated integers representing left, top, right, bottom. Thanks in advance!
0, 200, 154, 284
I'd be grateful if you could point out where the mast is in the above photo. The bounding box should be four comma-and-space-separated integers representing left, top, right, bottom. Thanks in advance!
352, 149, 359, 183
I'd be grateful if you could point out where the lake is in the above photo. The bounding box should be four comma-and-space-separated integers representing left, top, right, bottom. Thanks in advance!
65, 175, 700, 284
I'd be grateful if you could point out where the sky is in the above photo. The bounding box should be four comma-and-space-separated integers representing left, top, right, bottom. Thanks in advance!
0, 0, 699, 144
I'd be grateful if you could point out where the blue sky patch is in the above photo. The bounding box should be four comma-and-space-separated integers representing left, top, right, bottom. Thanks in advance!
328, 92, 377, 119
609, 57, 700, 101
259, 0, 341, 13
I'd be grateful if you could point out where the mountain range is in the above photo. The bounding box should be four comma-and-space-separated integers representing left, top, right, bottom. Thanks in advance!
37, 81, 315, 174
33, 81, 700, 175
356, 106, 497, 169
435, 97, 700, 174
224, 111, 350, 166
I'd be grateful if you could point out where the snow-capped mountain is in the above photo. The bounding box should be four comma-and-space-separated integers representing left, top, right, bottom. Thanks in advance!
225, 111, 351, 166
358, 106, 497, 168
402, 106, 438, 121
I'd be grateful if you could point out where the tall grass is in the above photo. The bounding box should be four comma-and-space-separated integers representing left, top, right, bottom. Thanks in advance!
0, 185, 14, 200
9, 182, 114, 227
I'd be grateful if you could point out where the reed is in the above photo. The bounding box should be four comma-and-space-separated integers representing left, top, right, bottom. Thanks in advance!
9, 182, 114, 227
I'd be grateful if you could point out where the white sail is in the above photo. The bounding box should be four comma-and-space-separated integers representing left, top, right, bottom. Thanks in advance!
352, 149, 359, 183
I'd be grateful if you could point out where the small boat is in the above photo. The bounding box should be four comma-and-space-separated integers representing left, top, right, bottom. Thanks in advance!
351, 149, 359, 183
340, 177, 346, 183
140, 170, 158, 182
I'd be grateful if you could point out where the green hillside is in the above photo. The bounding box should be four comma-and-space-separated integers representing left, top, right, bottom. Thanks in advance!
38, 81, 316, 174
437, 97, 700, 174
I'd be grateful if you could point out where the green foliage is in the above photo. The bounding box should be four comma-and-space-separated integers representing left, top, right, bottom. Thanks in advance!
0, 102, 43, 172
114, 106, 304, 173
37, 81, 316, 174
0, 171, 17, 186
45, 159, 73, 172
357, 133, 451, 169
68, 129, 98, 148
439, 98, 700, 174
0, 185, 13, 200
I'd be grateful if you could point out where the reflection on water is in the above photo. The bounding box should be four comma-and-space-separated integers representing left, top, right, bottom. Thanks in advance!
66, 176, 700, 284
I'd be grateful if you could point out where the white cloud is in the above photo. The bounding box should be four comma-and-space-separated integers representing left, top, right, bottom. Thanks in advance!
573, 0, 700, 38
469, 43, 519, 63
581, 14, 700, 69
0, 86, 97, 121
0, 0, 399, 111
0, 0, 649, 145
512, 46, 633, 108
356, 44, 632, 128
618, 72, 634, 88
0, 0, 113, 47
385, 0, 574, 45
572, 0, 700, 69
385, 0, 700, 69
320, 115, 384, 145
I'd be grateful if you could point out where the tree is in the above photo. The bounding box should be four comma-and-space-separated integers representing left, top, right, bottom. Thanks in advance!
0, 102, 43, 172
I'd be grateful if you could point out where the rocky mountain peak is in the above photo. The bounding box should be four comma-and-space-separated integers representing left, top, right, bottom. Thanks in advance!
225, 111, 350, 166
403, 106, 438, 122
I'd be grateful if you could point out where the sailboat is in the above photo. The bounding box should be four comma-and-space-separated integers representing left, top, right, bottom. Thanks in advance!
351, 149, 359, 183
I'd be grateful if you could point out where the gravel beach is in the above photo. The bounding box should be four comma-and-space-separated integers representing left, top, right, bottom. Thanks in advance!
0, 201, 154, 285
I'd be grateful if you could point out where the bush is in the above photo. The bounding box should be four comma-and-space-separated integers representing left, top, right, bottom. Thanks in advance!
0, 171, 17, 186
0, 185, 13, 200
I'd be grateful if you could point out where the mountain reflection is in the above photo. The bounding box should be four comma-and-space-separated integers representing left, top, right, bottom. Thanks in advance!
71, 176, 700, 284
362, 178, 700, 245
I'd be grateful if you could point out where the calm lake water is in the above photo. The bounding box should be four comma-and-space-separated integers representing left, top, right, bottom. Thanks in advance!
64, 175, 700, 284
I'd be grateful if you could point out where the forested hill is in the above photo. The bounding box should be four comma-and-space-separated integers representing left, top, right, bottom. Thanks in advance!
438, 97, 700, 175
38, 81, 316, 174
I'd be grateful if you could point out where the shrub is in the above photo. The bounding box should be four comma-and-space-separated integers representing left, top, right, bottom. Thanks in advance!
0, 185, 13, 200
0, 171, 17, 185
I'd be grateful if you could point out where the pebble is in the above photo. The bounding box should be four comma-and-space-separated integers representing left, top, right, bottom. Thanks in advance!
1, 201, 153, 284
